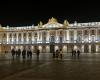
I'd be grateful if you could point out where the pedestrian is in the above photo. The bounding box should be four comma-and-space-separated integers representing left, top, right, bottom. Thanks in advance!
15, 49, 18, 57
55, 49, 59, 59
77, 50, 80, 57
18, 48, 21, 58
59, 49, 63, 59
73, 50, 76, 56
27, 49, 30, 58
22, 48, 26, 59
72, 49, 74, 56
11, 48, 15, 59
36, 49, 40, 60
29, 48, 32, 59
52, 51, 55, 58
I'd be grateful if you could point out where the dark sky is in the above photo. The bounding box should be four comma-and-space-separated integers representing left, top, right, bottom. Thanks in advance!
0, 1, 100, 26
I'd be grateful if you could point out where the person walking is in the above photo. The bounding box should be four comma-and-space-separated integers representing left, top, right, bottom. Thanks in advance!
22, 47, 26, 59
71, 49, 74, 56
36, 49, 40, 60
59, 49, 63, 59
77, 50, 80, 57
29, 48, 32, 59
18, 48, 21, 58
73, 50, 76, 56
55, 49, 59, 59
27, 49, 30, 59
11, 48, 15, 59
52, 51, 55, 58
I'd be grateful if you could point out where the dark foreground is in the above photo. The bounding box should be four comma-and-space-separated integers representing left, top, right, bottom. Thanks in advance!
0, 53, 100, 80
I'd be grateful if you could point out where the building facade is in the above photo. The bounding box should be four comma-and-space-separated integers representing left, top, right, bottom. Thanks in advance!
0, 17, 100, 54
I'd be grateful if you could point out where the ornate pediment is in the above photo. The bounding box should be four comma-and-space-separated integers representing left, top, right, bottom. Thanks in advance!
43, 17, 63, 28
0, 24, 4, 31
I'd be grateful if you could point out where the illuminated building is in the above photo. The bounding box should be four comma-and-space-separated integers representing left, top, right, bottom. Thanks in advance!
0, 17, 100, 53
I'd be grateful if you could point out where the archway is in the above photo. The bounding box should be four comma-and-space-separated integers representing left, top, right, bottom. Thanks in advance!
91, 44, 96, 53
67, 44, 74, 53
84, 45, 89, 53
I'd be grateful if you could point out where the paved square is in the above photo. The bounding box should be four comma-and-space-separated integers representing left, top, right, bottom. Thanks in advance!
0, 53, 100, 80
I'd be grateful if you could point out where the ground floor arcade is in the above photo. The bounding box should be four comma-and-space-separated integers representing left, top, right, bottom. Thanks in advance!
0, 43, 100, 54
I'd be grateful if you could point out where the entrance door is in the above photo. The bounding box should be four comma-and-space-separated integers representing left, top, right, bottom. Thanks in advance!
67, 44, 74, 53
50, 45, 55, 53
98, 46, 100, 53
91, 44, 96, 53
84, 45, 89, 53
34, 46, 38, 53
42, 46, 46, 53
77, 45, 82, 52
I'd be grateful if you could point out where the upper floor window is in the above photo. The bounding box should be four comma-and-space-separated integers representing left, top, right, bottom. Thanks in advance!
14, 33, 16, 38
9, 33, 12, 38
98, 30, 100, 35
84, 30, 88, 35
28, 33, 32, 37
19, 33, 21, 37
91, 30, 95, 35
24, 33, 26, 37
34, 32, 37, 37
3, 33, 6, 38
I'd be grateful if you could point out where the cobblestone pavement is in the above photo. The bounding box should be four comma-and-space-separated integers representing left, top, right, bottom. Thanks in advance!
0, 53, 100, 80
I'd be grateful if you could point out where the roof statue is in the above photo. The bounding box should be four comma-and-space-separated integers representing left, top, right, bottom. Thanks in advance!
0, 24, 2, 27
48, 19, 51, 22
37, 23, 40, 27
43, 17, 63, 28
0, 24, 3, 31
38, 21, 43, 28
63, 20, 69, 27
74, 21, 77, 25
40, 21, 43, 26
48, 17, 57, 23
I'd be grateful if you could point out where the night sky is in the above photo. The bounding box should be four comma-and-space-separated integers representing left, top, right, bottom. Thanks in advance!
0, 1, 100, 27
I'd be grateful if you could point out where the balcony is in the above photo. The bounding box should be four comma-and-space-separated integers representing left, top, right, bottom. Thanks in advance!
0, 40, 99, 45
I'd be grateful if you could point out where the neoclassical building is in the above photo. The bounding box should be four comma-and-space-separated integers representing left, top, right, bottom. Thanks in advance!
0, 17, 100, 53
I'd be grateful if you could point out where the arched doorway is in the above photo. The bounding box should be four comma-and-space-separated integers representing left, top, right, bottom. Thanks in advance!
34, 46, 38, 53
77, 45, 82, 52
42, 46, 46, 53
84, 45, 89, 53
67, 44, 74, 53
98, 45, 100, 53
50, 44, 55, 53
91, 44, 96, 53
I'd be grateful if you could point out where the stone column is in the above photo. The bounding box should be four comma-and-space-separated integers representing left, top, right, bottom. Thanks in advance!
26, 32, 28, 44
41, 31, 42, 43
21, 32, 23, 44
74, 30, 77, 43
89, 45, 91, 53
46, 31, 49, 43
55, 30, 58, 43
81, 45, 84, 53
37, 31, 39, 43
96, 29, 98, 42
89, 30, 91, 43
82, 30, 84, 43
67, 30, 69, 43
12, 33, 14, 44
96, 45, 98, 53
7, 32, 9, 44
63, 30, 66, 43
32, 32, 34, 43
16, 32, 18, 44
